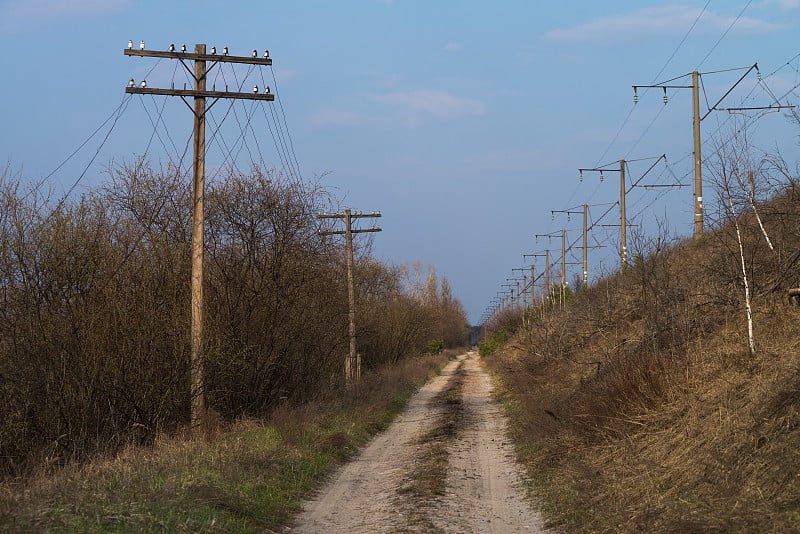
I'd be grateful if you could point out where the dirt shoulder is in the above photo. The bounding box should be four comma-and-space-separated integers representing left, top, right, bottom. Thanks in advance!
289, 351, 546, 533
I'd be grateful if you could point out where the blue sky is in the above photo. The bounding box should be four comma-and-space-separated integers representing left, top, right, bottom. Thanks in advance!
1, 1, 799, 324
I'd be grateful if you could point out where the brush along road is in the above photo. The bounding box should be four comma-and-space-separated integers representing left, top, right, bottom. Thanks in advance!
290, 351, 547, 533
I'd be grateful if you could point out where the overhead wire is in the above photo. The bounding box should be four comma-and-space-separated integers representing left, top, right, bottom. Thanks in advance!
587, 1, 761, 242
44, 94, 132, 221
590, 0, 710, 169
25, 94, 132, 203
558, 1, 709, 236
220, 62, 262, 171
205, 64, 256, 177
696, 0, 753, 69
268, 65, 303, 180
267, 95, 298, 181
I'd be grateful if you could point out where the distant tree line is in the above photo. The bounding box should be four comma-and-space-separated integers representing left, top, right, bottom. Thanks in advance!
0, 161, 469, 477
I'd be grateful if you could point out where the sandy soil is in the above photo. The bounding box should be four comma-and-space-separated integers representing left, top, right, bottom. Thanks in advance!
289, 351, 547, 533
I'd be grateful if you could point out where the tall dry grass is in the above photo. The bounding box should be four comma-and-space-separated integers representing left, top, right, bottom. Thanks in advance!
485, 183, 800, 531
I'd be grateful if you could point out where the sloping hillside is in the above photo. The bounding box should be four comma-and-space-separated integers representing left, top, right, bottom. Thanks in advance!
484, 180, 800, 531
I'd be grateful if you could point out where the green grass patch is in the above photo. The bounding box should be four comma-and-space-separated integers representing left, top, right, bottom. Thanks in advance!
0, 352, 455, 533
479, 328, 509, 356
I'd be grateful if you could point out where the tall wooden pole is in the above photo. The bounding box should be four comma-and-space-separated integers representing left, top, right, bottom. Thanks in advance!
582, 203, 588, 288
530, 264, 535, 306
693, 70, 703, 239
124, 43, 275, 433
521, 275, 527, 327
620, 159, 627, 269
545, 249, 550, 304
317, 210, 380, 385
190, 44, 207, 430
344, 209, 357, 384
561, 229, 566, 288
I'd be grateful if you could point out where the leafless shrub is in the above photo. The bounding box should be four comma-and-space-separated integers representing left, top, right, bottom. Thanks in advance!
0, 161, 469, 478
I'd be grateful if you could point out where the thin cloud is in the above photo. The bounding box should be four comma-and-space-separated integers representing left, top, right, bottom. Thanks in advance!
543, 6, 781, 43
0, 0, 129, 31
770, 0, 800, 9
468, 147, 559, 174
444, 42, 464, 52
310, 109, 369, 128
377, 90, 486, 118
272, 67, 298, 82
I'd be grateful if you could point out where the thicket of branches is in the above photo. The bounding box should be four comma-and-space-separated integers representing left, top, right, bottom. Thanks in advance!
0, 161, 469, 477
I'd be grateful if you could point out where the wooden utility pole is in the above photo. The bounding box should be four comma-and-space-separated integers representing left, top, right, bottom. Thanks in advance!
191, 46, 207, 429
620, 159, 627, 268
692, 71, 703, 239
580, 163, 629, 269
511, 270, 528, 317
545, 249, 550, 303
523, 252, 547, 307
318, 210, 381, 385
530, 265, 535, 306
124, 43, 274, 432
560, 229, 566, 289
634, 65, 761, 239
501, 283, 514, 313
582, 204, 588, 288
522, 275, 527, 314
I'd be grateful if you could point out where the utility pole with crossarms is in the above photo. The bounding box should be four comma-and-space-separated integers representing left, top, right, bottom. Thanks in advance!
318, 210, 382, 386
124, 42, 275, 434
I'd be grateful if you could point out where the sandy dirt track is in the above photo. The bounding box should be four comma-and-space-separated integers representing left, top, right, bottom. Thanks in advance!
289, 351, 547, 533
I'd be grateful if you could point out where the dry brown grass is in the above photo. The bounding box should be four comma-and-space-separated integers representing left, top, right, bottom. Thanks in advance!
485, 195, 800, 532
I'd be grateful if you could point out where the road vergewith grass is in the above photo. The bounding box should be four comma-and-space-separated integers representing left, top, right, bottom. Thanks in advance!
0, 352, 453, 533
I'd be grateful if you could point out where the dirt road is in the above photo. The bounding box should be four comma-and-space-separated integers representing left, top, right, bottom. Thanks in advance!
290, 351, 547, 533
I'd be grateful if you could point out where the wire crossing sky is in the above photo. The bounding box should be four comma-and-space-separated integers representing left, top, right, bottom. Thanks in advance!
1, 0, 799, 323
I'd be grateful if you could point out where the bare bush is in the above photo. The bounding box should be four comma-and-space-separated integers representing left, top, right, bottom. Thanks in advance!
0, 161, 470, 478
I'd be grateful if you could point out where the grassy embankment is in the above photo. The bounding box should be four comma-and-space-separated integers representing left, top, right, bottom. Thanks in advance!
0, 351, 456, 533
484, 189, 800, 531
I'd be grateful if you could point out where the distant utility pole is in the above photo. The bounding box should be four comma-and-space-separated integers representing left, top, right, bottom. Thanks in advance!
530, 266, 534, 305
124, 42, 274, 432
580, 161, 627, 269
633, 64, 761, 239
582, 204, 588, 288
561, 229, 566, 289
507, 278, 524, 313
318, 209, 381, 385
501, 283, 514, 312
523, 252, 547, 305
545, 250, 550, 303
512, 269, 528, 308
535, 232, 561, 303
552, 206, 587, 287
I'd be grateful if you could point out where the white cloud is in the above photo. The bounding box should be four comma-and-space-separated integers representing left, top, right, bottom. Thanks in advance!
444, 42, 463, 52
771, 0, 800, 9
0, 0, 129, 31
310, 109, 368, 128
543, 6, 781, 43
272, 67, 298, 82
377, 90, 486, 118
468, 147, 558, 174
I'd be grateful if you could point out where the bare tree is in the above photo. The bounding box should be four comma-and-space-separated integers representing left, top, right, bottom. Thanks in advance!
708, 125, 757, 355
